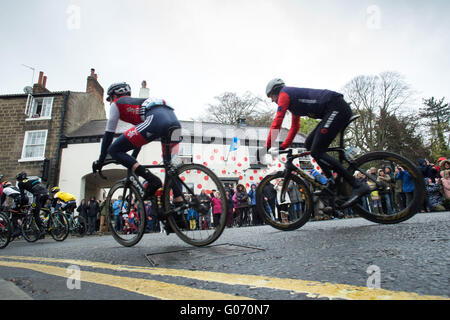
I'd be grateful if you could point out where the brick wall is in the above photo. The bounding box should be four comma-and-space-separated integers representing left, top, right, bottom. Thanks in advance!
0, 90, 106, 187
0, 94, 65, 185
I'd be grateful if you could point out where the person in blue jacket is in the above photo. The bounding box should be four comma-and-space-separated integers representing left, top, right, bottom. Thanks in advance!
395, 166, 415, 206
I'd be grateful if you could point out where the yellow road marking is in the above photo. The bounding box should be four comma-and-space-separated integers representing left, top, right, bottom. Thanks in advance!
0, 260, 249, 300
1, 256, 448, 300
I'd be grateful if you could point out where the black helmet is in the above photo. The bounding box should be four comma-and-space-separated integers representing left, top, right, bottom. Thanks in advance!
16, 172, 27, 181
266, 78, 285, 97
106, 82, 131, 102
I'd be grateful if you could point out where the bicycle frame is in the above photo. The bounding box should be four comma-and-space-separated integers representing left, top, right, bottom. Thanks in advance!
276, 144, 379, 207
102, 159, 196, 219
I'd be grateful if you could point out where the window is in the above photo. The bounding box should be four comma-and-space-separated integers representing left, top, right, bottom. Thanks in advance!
20, 130, 48, 161
25, 96, 53, 119
248, 146, 258, 164
178, 143, 193, 157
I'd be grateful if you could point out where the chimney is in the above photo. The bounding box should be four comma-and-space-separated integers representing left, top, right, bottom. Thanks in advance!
33, 71, 51, 94
86, 68, 104, 103
38, 71, 44, 85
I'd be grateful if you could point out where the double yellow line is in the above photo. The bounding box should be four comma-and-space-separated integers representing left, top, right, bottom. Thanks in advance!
0, 255, 447, 300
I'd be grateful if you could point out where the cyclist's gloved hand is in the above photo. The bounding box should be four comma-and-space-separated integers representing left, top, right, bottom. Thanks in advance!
92, 160, 103, 174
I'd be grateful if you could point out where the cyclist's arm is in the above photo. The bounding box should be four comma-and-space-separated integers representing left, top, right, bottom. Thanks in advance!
266, 92, 291, 149
281, 114, 300, 150
99, 103, 120, 163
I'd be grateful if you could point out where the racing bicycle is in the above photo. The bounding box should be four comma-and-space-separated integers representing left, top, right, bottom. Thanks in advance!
255, 115, 425, 231
21, 207, 69, 242
95, 127, 228, 247
64, 210, 87, 237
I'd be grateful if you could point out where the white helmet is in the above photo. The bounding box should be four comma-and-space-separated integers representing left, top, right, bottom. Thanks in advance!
265, 78, 285, 97
106, 82, 131, 102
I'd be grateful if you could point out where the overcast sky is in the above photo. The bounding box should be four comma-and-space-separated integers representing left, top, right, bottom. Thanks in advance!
1, 0, 449, 121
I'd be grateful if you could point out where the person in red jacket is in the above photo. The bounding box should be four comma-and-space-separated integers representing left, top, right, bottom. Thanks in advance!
263, 78, 371, 208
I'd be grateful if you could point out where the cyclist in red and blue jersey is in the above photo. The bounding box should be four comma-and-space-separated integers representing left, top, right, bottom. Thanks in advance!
263, 78, 371, 208
92, 82, 182, 199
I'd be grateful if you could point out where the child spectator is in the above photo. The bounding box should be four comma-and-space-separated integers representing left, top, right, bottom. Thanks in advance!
211, 191, 222, 227
187, 207, 198, 230
424, 178, 445, 212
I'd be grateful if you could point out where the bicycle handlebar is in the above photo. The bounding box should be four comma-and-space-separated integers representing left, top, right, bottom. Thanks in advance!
93, 159, 121, 180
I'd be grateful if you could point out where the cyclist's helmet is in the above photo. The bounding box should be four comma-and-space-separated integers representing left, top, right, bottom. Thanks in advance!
2, 181, 12, 187
16, 172, 27, 181
266, 78, 285, 97
106, 82, 131, 102
51, 186, 60, 193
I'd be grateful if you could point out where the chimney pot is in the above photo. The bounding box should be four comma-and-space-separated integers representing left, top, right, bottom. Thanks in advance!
43, 76, 47, 88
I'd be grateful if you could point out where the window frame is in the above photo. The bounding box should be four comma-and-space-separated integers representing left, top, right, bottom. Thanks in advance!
19, 129, 48, 162
25, 96, 54, 120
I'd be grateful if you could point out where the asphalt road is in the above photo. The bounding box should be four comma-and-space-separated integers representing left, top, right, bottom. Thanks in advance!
0, 211, 448, 302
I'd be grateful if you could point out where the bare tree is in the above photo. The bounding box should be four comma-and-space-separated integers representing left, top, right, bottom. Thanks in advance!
342, 71, 414, 152
201, 91, 273, 126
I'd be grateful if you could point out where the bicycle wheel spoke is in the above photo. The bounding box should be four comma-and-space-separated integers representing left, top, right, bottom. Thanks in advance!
256, 172, 312, 231
0, 213, 11, 248
347, 152, 424, 223
165, 164, 227, 246
106, 183, 146, 247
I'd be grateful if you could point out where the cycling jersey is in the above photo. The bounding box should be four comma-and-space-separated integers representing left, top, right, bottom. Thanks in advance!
0, 185, 23, 208
105, 97, 173, 133
18, 178, 48, 196
54, 191, 76, 202
266, 87, 343, 149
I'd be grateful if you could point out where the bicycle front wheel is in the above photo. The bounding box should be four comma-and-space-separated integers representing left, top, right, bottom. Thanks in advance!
345, 151, 425, 224
21, 214, 40, 243
0, 212, 11, 249
49, 211, 69, 241
106, 181, 146, 247
163, 163, 228, 247
256, 171, 313, 231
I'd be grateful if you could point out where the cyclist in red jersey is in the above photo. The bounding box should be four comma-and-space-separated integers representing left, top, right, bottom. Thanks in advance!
262, 78, 371, 208
92, 82, 182, 199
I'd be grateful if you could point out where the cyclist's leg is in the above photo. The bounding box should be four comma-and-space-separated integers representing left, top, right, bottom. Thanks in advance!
309, 103, 356, 186
108, 127, 163, 198
34, 194, 47, 232
108, 134, 162, 192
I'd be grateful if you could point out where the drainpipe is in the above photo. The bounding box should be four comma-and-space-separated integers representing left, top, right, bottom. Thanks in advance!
53, 91, 69, 186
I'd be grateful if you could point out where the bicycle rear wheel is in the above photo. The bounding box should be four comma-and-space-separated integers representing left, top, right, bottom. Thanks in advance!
0, 212, 11, 249
106, 181, 146, 247
255, 171, 313, 231
163, 163, 227, 247
73, 215, 87, 237
345, 151, 425, 224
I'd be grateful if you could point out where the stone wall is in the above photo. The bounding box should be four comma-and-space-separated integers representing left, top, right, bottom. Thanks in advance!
0, 93, 66, 184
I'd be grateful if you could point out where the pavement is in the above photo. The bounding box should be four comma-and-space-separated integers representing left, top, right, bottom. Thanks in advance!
0, 278, 33, 300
